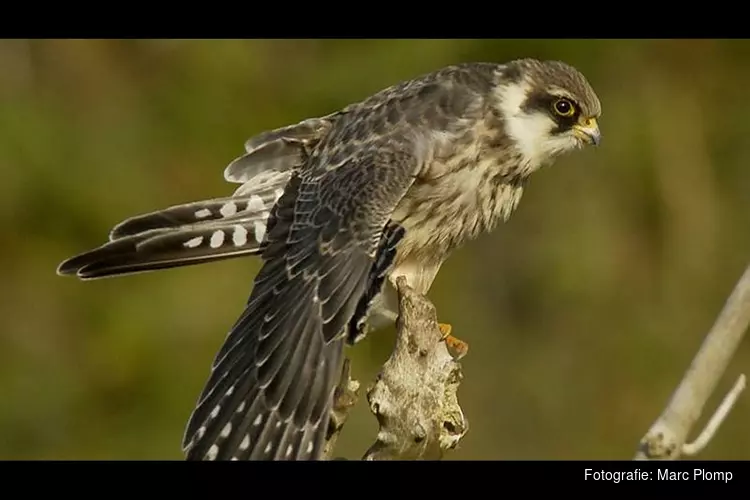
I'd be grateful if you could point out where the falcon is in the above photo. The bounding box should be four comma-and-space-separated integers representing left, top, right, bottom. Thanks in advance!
57, 58, 602, 460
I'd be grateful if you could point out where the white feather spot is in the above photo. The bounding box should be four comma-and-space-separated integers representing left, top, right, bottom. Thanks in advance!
285, 444, 293, 458
210, 230, 225, 248
253, 220, 266, 243
196, 426, 206, 440
253, 414, 263, 427
232, 225, 248, 247
210, 405, 221, 419
225, 385, 234, 397
306, 442, 313, 454
275, 421, 281, 429
206, 444, 219, 460
237, 401, 246, 413
264, 443, 272, 454
184, 236, 203, 248
220, 202, 237, 218
246, 195, 265, 212
239, 434, 250, 451
230, 457, 238, 461
195, 208, 212, 219
220, 422, 232, 438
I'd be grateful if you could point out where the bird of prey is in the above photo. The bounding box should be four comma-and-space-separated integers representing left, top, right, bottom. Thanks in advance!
57, 58, 601, 461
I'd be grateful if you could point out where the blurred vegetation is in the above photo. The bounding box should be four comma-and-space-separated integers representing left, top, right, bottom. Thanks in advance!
1, 39, 749, 460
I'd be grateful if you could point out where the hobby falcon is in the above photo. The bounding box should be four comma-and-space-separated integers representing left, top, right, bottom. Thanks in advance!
58, 58, 602, 460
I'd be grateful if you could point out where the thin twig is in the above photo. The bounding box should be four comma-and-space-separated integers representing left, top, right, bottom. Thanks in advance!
682, 374, 746, 456
634, 262, 750, 460
323, 358, 360, 460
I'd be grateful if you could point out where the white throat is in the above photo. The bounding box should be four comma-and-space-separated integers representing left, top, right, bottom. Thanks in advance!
495, 80, 576, 173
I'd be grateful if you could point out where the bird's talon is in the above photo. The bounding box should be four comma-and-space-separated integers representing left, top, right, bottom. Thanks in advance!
438, 322, 452, 340
444, 334, 469, 360
438, 323, 468, 359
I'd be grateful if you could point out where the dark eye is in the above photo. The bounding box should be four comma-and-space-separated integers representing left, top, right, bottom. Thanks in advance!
553, 98, 576, 117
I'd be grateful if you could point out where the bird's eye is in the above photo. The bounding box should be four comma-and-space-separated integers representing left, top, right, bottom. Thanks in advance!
553, 98, 576, 117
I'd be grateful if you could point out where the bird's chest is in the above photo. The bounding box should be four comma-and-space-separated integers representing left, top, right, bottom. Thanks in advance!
363, 132, 526, 334
391, 150, 525, 267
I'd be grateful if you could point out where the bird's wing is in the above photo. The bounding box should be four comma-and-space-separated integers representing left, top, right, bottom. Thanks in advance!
179, 89, 447, 459
180, 65, 495, 461
223, 114, 336, 184
56, 115, 337, 280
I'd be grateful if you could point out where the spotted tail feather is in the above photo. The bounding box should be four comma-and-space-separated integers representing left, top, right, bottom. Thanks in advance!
57, 186, 286, 280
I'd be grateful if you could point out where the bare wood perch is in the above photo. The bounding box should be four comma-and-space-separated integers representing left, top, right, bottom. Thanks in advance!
364, 276, 469, 460
324, 276, 469, 460
634, 262, 750, 460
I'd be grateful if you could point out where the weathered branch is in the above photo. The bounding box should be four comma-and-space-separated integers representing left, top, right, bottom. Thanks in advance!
323, 276, 469, 460
364, 276, 469, 460
634, 262, 750, 460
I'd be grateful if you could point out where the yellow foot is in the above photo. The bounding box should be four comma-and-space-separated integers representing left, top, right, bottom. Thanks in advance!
438, 322, 452, 339
438, 322, 469, 360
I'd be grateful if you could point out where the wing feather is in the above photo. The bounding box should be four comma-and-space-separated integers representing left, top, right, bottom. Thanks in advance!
184, 66, 484, 460
183, 132, 421, 460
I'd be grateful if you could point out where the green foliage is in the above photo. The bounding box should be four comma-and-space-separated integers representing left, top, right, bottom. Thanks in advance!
1, 39, 748, 459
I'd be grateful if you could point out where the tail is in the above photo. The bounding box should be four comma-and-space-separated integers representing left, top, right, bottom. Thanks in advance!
57, 115, 337, 280
56, 182, 288, 279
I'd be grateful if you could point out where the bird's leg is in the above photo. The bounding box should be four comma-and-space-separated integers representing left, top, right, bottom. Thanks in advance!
438, 323, 469, 360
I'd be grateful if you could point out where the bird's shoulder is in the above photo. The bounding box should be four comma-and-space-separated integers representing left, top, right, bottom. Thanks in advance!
303, 63, 506, 172
340, 62, 504, 122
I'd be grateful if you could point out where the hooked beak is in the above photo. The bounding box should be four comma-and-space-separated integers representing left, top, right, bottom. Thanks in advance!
573, 117, 601, 146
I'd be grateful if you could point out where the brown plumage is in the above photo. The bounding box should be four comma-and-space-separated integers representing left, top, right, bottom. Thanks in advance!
57, 58, 601, 460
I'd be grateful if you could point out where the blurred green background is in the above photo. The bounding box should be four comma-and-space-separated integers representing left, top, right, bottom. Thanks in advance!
1, 39, 748, 460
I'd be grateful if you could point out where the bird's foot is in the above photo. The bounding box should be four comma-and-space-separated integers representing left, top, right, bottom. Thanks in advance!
438, 323, 469, 360
438, 322, 452, 339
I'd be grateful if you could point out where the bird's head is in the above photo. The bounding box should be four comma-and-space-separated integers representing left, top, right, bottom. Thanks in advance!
494, 58, 601, 172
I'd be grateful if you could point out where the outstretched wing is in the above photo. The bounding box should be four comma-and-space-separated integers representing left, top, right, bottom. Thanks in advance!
181, 104, 430, 461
